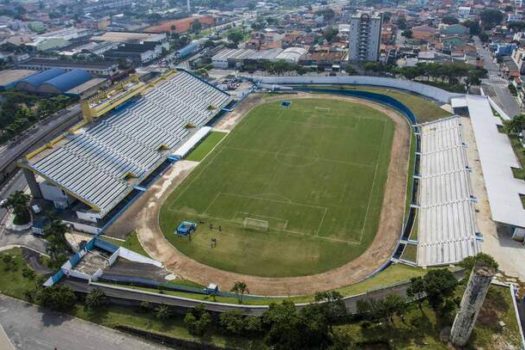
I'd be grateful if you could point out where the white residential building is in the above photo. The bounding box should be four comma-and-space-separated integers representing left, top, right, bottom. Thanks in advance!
348, 11, 382, 62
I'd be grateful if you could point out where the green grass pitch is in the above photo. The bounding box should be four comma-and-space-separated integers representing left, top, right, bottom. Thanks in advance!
160, 98, 395, 277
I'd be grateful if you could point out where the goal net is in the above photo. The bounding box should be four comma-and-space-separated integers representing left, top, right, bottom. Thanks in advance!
243, 217, 269, 232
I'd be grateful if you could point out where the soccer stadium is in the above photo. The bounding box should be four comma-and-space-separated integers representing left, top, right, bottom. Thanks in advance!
20, 71, 490, 297
159, 97, 399, 277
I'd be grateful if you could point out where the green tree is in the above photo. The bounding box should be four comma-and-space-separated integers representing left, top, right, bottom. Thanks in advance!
44, 219, 70, 268
262, 300, 304, 350
219, 310, 246, 335
37, 285, 76, 311
422, 269, 458, 311
401, 29, 413, 38
323, 26, 339, 43
442, 16, 459, 25
396, 17, 407, 30
459, 253, 499, 277
227, 30, 244, 46
1, 191, 31, 225
85, 288, 108, 311
314, 291, 347, 325
382, 294, 406, 324
231, 281, 249, 303
480, 9, 504, 30
407, 276, 426, 311
155, 304, 171, 320
463, 20, 481, 35
191, 20, 202, 33
184, 304, 212, 336
505, 114, 525, 134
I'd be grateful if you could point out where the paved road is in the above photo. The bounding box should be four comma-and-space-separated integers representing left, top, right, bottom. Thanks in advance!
0, 104, 82, 185
474, 36, 521, 118
0, 294, 169, 350
0, 171, 26, 223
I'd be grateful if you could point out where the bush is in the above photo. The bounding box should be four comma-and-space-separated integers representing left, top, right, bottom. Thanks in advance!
155, 304, 172, 320
85, 289, 108, 311
184, 304, 212, 336
22, 267, 35, 279
37, 286, 76, 311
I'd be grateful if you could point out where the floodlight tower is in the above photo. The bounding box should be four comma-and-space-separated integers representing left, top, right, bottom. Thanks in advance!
187, 0, 191, 13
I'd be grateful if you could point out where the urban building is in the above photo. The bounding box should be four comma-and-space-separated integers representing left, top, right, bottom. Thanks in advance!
348, 11, 382, 62
17, 58, 119, 77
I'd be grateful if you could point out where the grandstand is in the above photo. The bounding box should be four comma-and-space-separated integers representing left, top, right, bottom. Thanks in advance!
20, 71, 231, 233
416, 116, 481, 266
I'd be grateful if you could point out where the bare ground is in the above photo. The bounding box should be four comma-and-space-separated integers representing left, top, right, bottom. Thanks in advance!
108, 93, 410, 295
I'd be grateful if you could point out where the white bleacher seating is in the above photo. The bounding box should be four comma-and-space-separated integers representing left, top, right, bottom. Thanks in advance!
30, 71, 231, 216
416, 116, 480, 266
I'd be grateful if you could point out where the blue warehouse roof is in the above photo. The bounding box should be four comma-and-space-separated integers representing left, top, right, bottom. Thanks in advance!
19, 68, 66, 87
40, 69, 92, 93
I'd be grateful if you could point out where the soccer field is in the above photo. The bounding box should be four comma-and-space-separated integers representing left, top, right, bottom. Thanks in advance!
160, 98, 395, 277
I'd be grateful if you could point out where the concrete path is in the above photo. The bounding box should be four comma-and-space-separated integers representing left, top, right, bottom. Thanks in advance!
462, 116, 525, 282
0, 294, 168, 350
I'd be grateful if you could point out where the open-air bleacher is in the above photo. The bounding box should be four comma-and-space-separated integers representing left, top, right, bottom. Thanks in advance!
416, 116, 480, 266
29, 71, 231, 216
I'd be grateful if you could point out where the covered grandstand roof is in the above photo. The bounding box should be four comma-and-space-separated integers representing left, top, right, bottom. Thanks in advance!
416, 116, 480, 266
465, 95, 525, 228
39, 69, 92, 93
18, 68, 66, 88
23, 71, 231, 216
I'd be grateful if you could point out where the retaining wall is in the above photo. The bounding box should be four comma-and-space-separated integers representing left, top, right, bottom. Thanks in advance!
249, 75, 463, 103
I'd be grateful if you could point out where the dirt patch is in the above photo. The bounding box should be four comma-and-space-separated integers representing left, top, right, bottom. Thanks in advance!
111, 93, 410, 295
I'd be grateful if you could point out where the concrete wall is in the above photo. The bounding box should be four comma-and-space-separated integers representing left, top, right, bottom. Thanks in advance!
119, 247, 162, 267
76, 210, 99, 223
249, 75, 463, 103
39, 181, 69, 203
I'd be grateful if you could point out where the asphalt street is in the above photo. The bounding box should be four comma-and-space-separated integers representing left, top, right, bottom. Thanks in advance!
0, 294, 169, 350
474, 36, 521, 118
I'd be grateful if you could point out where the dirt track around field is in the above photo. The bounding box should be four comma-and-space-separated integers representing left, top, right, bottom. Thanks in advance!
108, 93, 410, 296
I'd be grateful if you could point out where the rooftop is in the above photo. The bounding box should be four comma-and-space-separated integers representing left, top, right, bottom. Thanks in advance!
23, 71, 231, 217
0, 69, 37, 87
91, 31, 166, 43
465, 95, 525, 228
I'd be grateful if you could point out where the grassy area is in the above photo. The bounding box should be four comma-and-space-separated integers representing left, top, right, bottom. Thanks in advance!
99, 263, 427, 305
509, 134, 525, 180
101, 232, 149, 257
321, 85, 452, 123
160, 98, 394, 277
72, 305, 261, 349
333, 285, 521, 349
185, 131, 228, 162
0, 248, 38, 299
401, 244, 418, 263
1, 249, 520, 349
409, 212, 419, 241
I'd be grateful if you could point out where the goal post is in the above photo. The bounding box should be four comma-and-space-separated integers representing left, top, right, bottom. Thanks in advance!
243, 217, 269, 232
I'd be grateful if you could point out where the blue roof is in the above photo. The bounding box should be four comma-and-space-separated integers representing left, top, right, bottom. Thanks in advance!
20, 68, 66, 87
41, 69, 92, 92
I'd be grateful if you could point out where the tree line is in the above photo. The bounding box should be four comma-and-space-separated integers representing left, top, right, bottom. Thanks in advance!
0, 92, 74, 144
363, 62, 487, 91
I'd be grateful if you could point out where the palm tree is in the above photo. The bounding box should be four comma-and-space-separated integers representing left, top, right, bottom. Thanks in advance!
2, 191, 31, 225
231, 281, 248, 304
